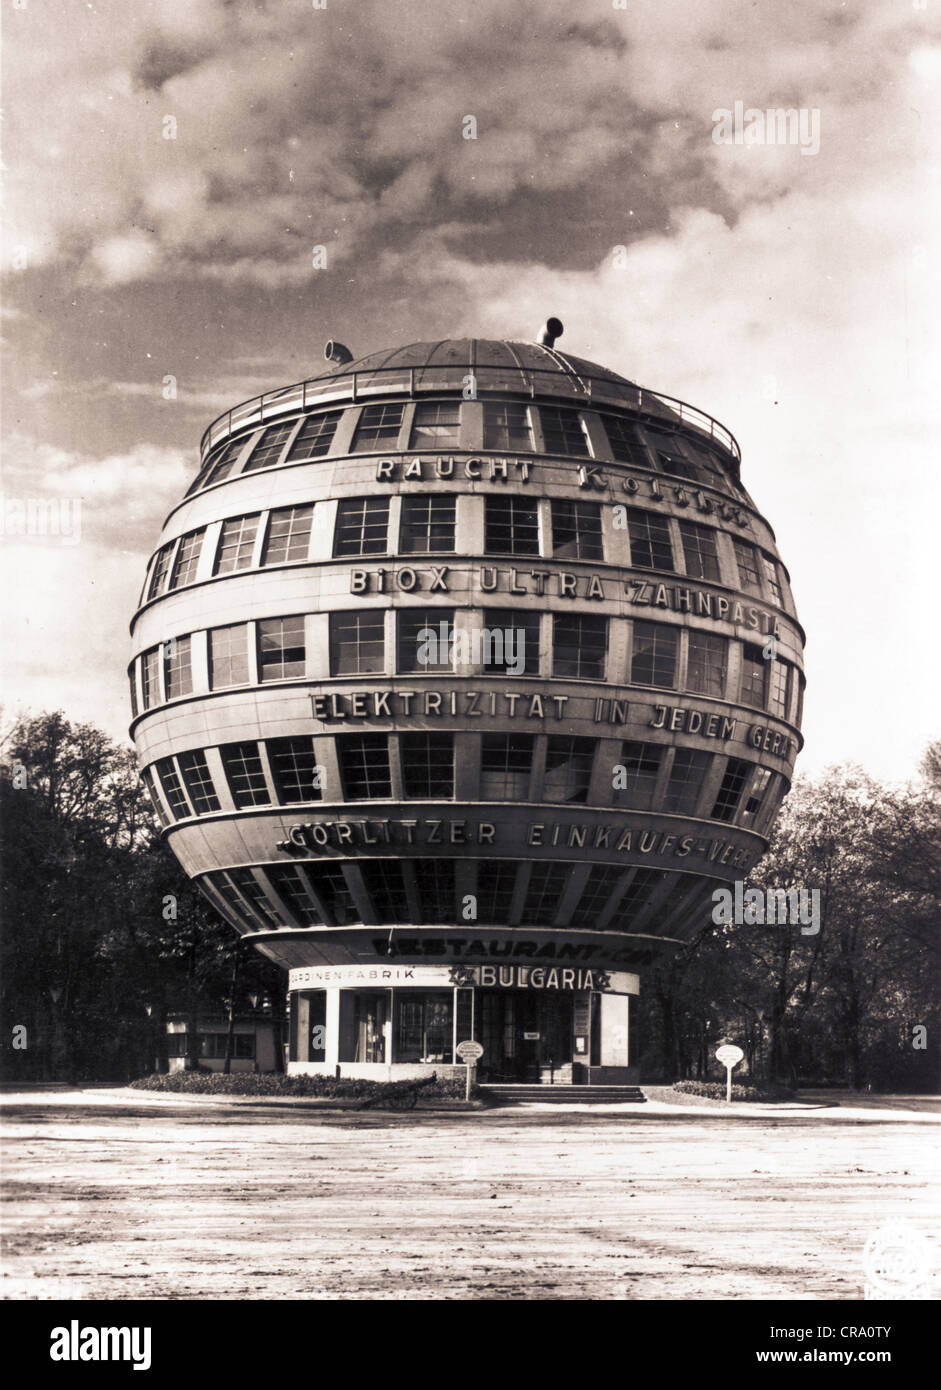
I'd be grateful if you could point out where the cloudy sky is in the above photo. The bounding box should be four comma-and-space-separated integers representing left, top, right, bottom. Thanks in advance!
2, 0, 939, 781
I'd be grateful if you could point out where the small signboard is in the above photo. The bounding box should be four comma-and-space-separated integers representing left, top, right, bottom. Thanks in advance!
523, 1032, 540, 1041
715, 1043, 744, 1102
456, 1039, 483, 1101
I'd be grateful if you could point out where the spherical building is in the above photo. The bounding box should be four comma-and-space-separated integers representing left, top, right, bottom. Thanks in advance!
129, 325, 804, 1085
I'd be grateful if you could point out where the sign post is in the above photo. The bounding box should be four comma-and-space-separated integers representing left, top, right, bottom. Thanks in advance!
456, 1039, 484, 1101
715, 1043, 745, 1102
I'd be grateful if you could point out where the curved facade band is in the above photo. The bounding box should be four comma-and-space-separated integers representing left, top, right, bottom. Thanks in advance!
129, 336, 805, 1084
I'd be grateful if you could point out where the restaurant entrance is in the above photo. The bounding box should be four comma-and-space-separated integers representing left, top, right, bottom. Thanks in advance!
476, 991, 574, 1083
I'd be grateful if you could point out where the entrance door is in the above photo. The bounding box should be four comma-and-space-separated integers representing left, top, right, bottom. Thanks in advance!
476, 993, 572, 1082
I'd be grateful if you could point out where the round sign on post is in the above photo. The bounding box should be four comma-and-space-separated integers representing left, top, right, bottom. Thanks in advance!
456, 1040, 483, 1101
715, 1044, 744, 1103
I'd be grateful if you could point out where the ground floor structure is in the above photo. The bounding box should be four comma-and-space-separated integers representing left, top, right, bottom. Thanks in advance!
287, 963, 639, 1083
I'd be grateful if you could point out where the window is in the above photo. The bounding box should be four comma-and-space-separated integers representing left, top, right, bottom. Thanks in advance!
678, 521, 720, 581
168, 528, 205, 589
203, 436, 248, 486
733, 539, 762, 595
409, 401, 461, 449
687, 630, 728, 699
155, 758, 190, 820
220, 742, 271, 808
484, 496, 539, 555
739, 642, 767, 710
306, 863, 358, 925
475, 862, 519, 924
631, 621, 677, 688
712, 757, 752, 822
214, 514, 260, 574
262, 505, 313, 565
551, 499, 603, 561
483, 401, 532, 451
539, 404, 590, 457
201, 871, 256, 932
330, 611, 385, 675
177, 750, 220, 815
226, 867, 286, 929
337, 734, 392, 800
602, 415, 650, 467
258, 617, 306, 681
627, 508, 674, 570
141, 647, 161, 709
333, 497, 389, 556
351, 402, 404, 452
553, 613, 607, 680
163, 636, 192, 699
741, 767, 773, 829
480, 734, 533, 800
769, 659, 793, 720
129, 669, 139, 719
649, 431, 700, 482
413, 859, 456, 923
544, 736, 595, 804
397, 609, 454, 673
266, 865, 322, 926
148, 542, 175, 599
761, 552, 783, 604
663, 748, 711, 815
401, 733, 454, 798
358, 861, 410, 924
795, 672, 806, 727
286, 410, 342, 461
143, 767, 169, 826
609, 869, 666, 929
399, 495, 456, 553
571, 866, 624, 929
268, 736, 322, 803
209, 623, 250, 689
482, 609, 540, 675
521, 864, 570, 924
242, 421, 294, 473
613, 741, 664, 810
395, 993, 452, 1063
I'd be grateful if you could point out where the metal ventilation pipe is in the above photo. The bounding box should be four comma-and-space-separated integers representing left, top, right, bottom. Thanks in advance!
537, 317, 563, 348
324, 340, 354, 365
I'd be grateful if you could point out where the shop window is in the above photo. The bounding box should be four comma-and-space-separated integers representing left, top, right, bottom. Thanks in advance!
177, 750, 220, 815
539, 404, 590, 457
483, 401, 533, 451
350, 402, 404, 452
484, 495, 540, 555
209, 623, 250, 689
711, 757, 752, 823
352, 994, 387, 1063
397, 608, 454, 673
168, 528, 206, 589
663, 748, 711, 816
626, 507, 674, 571
399, 495, 456, 553
631, 620, 677, 688
268, 736, 322, 803
329, 611, 385, 675
613, 741, 663, 810
400, 733, 454, 799
553, 613, 607, 680
286, 410, 342, 462
262, 505, 314, 565
220, 742, 271, 808
739, 642, 767, 710
544, 736, 595, 804
482, 609, 540, 675
678, 520, 720, 581
551, 499, 603, 561
395, 993, 453, 1064
337, 733, 392, 800
163, 636, 192, 700
333, 497, 390, 556
687, 630, 728, 699
480, 733, 533, 801
214, 514, 260, 574
258, 616, 305, 681
409, 401, 461, 449
241, 421, 294, 473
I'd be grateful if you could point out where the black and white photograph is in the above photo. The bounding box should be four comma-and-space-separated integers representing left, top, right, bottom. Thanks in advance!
1, 0, 938, 1356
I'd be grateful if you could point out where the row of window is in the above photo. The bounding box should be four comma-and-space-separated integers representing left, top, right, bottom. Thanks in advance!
144, 496, 787, 603
198, 858, 727, 938
143, 733, 783, 831
187, 401, 743, 497
132, 613, 804, 723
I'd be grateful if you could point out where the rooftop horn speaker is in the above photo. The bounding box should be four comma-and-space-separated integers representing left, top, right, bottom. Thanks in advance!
324, 340, 354, 366
537, 318, 563, 348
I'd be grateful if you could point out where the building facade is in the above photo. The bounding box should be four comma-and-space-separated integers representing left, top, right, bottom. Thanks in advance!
129, 329, 805, 1084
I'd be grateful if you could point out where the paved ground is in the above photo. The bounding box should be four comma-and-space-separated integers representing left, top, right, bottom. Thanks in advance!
2, 1087, 939, 1301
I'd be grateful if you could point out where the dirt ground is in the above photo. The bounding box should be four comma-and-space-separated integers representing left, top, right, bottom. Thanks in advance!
2, 1087, 938, 1301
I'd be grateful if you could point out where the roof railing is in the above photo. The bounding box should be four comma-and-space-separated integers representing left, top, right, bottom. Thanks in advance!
198, 363, 741, 465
